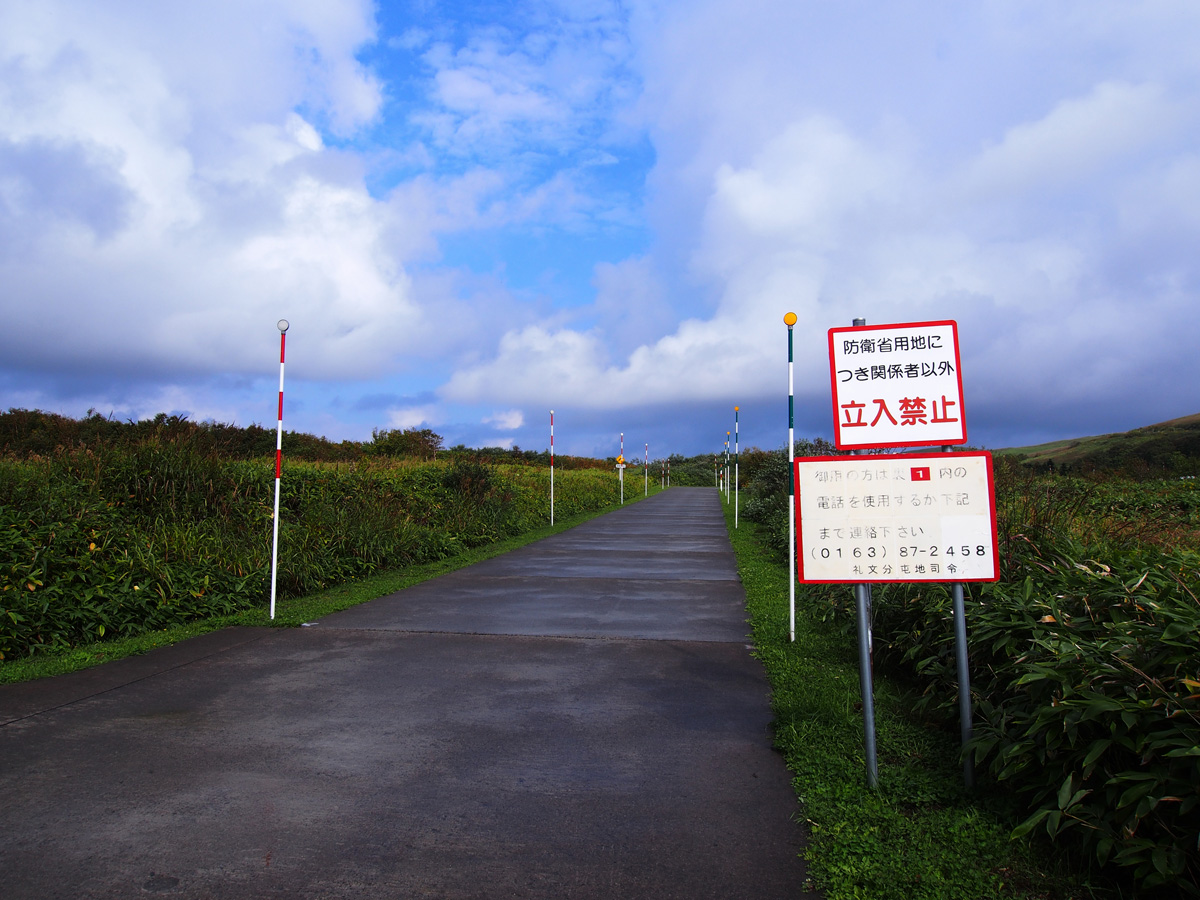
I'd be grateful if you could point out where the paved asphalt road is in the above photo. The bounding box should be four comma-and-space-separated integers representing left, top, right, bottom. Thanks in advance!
0, 487, 815, 899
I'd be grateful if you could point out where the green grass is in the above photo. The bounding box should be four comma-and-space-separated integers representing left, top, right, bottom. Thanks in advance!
722, 499, 1104, 900
993, 411, 1200, 475
0, 488, 660, 685
1, 446, 636, 659
998, 435, 1123, 466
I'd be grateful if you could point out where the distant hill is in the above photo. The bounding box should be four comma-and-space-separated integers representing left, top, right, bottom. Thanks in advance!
996, 413, 1200, 476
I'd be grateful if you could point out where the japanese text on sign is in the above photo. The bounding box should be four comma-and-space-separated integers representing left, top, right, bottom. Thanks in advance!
828, 320, 967, 450
795, 452, 999, 584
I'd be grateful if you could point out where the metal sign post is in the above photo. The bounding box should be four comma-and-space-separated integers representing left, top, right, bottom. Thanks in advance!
849, 315, 877, 789
945, 446, 974, 789
953, 581, 974, 787
806, 316, 995, 788
846, 315, 879, 788
853, 583, 877, 788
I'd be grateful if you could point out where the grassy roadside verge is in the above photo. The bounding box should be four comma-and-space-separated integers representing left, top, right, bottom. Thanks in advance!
0, 487, 661, 685
721, 497, 1099, 900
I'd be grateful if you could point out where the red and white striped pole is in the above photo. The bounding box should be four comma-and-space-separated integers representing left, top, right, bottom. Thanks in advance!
269, 318, 289, 620
550, 410, 555, 525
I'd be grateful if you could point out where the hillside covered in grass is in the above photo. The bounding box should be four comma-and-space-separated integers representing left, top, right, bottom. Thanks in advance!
998, 413, 1200, 478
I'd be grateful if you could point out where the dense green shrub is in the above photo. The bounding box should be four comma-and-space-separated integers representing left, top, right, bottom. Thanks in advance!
0, 458, 263, 657
0, 408, 361, 462
0, 439, 623, 659
738, 448, 791, 557
368, 427, 443, 459
737, 442, 846, 560
660, 453, 716, 487
751, 452, 1200, 896
859, 532, 1200, 894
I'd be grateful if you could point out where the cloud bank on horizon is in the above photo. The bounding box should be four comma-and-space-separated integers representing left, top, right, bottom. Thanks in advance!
2, 0, 1198, 457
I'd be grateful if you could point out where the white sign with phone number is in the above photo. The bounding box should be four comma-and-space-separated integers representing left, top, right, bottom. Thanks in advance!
794, 451, 1000, 584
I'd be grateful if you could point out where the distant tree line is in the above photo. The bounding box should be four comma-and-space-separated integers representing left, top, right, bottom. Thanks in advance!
0, 409, 610, 469
0, 409, 362, 462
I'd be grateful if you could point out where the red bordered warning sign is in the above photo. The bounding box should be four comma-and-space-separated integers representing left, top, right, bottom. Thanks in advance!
828, 320, 967, 450
795, 451, 999, 584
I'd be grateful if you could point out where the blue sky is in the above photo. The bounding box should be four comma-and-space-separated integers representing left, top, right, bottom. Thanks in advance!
2, 0, 1199, 458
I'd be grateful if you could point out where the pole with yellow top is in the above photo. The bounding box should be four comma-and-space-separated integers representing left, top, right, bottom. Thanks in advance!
785, 311, 797, 642
550, 410, 555, 525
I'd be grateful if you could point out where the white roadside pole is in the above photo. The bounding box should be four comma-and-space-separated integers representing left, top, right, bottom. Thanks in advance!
550, 410, 555, 525
724, 434, 730, 503
644, 443, 649, 496
785, 312, 796, 643
269, 318, 289, 620
619, 432, 625, 504
734, 406, 740, 528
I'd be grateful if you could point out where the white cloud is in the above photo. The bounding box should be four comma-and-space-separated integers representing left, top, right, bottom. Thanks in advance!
484, 409, 525, 429
285, 113, 324, 153
408, 4, 636, 163
442, 0, 1200, 445
0, 0, 428, 390
442, 308, 791, 411
430, 47, 562, 130
3, 0, 1200, 451
387, 405, 439, 430
961, 81, 1181, 197
696, 117, 914, 286
442, 325, 607, 407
